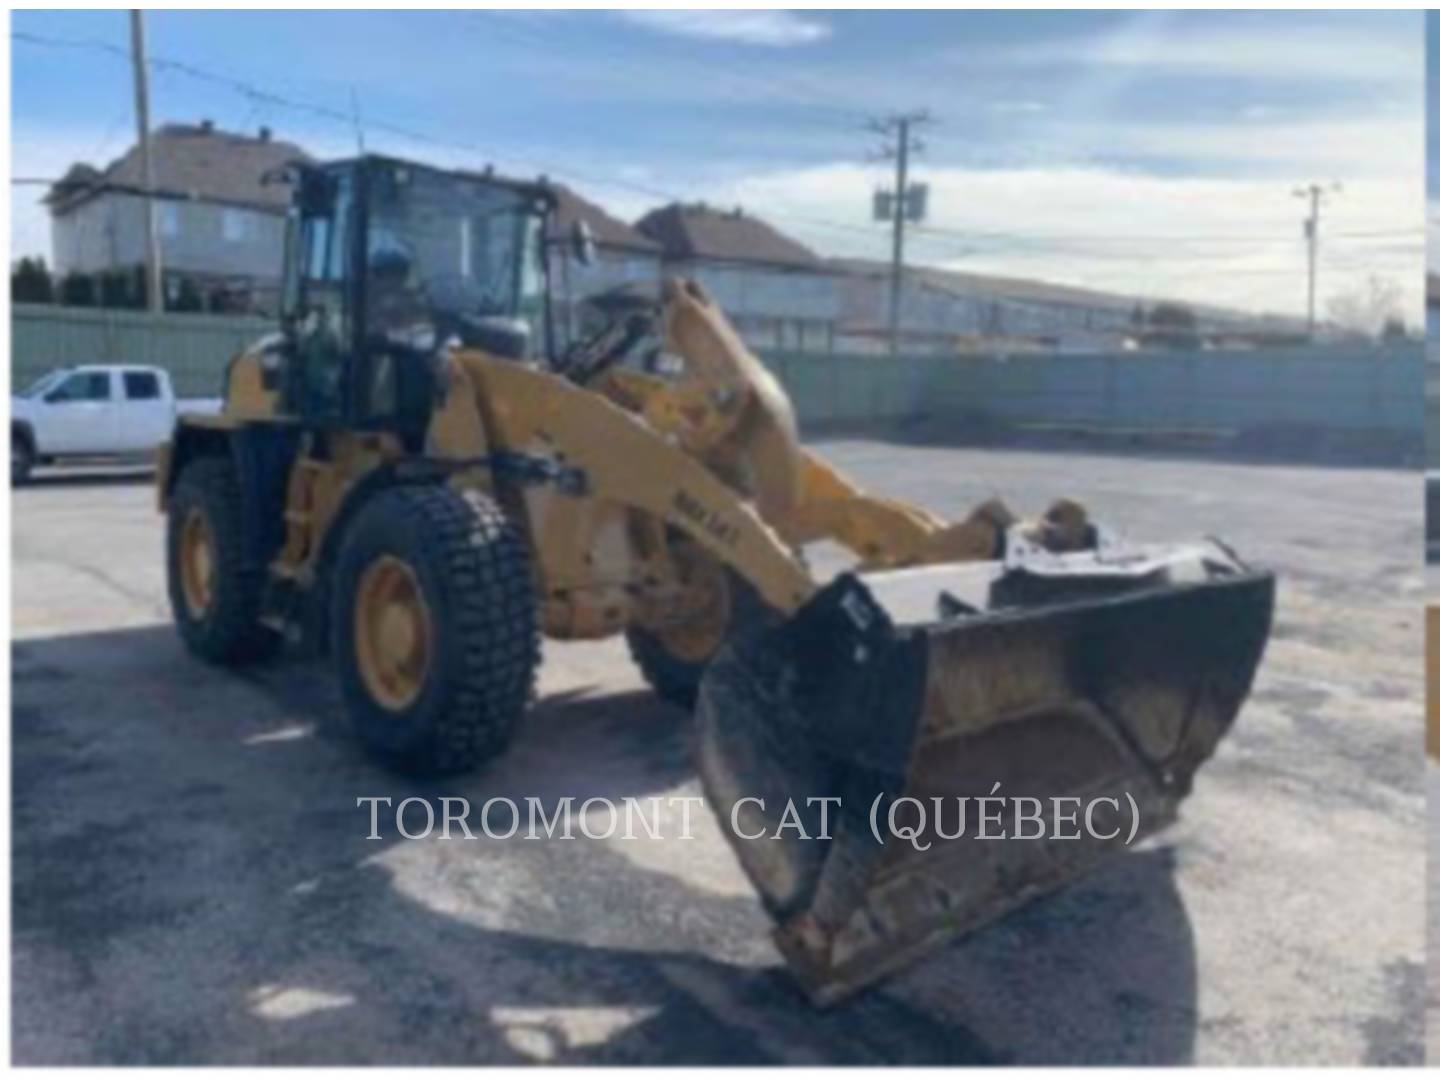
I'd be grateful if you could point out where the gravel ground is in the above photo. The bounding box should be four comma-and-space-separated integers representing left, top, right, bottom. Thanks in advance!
11, 443, 1425, 1065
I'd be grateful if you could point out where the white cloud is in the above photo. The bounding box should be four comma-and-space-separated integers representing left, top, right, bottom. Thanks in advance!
1062, 113, 1420, 182
698, 161, 1423, 323
1428, 200, 1440, 274
1001, 15, 1420, 87
988, 101, 1048, 116
615, 10, 829, 47
1239, 104, 1284, 122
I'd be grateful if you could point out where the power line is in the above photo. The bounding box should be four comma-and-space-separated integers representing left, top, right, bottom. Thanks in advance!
13, 25, 918, 259
911, 219, 1416, 247
15, 28, 1419, 258
12, 24, 1421, 321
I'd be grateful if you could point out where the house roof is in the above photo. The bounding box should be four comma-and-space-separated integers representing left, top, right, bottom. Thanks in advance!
546, 184, 660, 255
830, 257, 1142, 313
831, 256, 1302, 330
635, 202, 821, 270
46, 122, 312, 215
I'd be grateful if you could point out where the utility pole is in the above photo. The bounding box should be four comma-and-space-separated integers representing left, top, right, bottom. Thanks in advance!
130, 10, 163, 313
870, 110, 930, 358
1293, 181, 1340, 340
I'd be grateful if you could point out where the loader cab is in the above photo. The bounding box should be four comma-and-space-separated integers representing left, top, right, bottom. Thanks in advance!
278, 155, 557, 447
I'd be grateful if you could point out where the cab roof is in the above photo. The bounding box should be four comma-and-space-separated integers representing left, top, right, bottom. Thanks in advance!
316, 153, 558, 210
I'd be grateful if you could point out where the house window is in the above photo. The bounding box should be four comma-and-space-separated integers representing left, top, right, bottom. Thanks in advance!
222, 208, 252, 242
158, 202, 181, 237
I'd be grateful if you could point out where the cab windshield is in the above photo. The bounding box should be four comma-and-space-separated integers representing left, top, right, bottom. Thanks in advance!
362, 163, 547, 356
17, 371, 68, 399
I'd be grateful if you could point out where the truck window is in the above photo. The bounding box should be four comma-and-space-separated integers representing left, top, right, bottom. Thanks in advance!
47, 371, 111, 403
123, 371, 161, 401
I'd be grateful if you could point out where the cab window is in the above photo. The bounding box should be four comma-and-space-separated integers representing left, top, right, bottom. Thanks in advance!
123, 371, 161, 400
47, 372, 111, 403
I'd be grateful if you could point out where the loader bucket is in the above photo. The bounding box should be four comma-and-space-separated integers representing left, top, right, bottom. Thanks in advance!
695, 540, 1273, 1005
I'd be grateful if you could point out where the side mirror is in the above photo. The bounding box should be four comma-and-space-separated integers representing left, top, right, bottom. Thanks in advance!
571, 220, 597, 267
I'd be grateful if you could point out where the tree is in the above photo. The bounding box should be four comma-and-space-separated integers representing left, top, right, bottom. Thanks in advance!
129, 265, 149, 311
98, 268, 138, 309
58, 271, 96, 307
1326, 275, 1405, 340
1380, 316, 1409, 344
11, 257, 54, 304
169, 277, 204, 313
1148, 301, 1197, 329
1140, 300, 1202, 350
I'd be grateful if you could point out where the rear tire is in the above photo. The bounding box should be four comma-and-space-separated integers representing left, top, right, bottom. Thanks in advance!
166, 455, 281, 664
332, 485, 539, 776
11, 432, 33, 485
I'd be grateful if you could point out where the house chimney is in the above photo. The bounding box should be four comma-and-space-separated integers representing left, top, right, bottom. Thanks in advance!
258, 126, 271, 142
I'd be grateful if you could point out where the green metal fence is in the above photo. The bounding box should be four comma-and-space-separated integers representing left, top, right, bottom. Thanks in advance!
10, 305, 1422, 449
765, 344, 1423, 442
1426, 358, 1440, 468
12, 303, 270, 398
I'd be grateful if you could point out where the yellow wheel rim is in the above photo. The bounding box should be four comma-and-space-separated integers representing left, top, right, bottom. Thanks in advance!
354, 555, 433, 711
179, 507, 217, 620
655, 543, 731, 664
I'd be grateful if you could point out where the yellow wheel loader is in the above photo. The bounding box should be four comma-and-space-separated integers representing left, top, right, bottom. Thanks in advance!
158, 155, 1274, 1003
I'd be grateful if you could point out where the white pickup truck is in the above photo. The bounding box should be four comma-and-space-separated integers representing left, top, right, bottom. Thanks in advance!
11, 364, 221, 484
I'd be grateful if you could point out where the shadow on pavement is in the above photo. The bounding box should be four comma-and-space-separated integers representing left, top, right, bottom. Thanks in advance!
13, 624, 1198, 1065
16, 467, 154, 489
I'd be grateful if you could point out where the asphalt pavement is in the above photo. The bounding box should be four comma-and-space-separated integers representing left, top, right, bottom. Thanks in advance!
11, 442, 1425, 1064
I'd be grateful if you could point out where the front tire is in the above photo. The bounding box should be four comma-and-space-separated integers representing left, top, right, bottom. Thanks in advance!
166, 455, 281, 664
332, 485, 539, 776
11, 432, 33, 485
627, 539, 773, 710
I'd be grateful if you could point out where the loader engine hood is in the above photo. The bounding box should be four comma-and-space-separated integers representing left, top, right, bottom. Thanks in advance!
695, 535, 1274, 1004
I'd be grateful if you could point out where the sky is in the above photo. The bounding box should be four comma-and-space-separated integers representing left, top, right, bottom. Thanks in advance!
10, 9, 1426, 323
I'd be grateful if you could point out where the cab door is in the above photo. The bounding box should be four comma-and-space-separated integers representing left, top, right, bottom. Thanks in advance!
117, 369, 171, 452
39, 370, 118, 453
281, 166, 355, 425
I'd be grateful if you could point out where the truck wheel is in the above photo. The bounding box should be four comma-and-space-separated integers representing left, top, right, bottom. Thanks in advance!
626, 539, 773, 710
11, 432, 33, 485
332, 485, 539, 776
166, 455, 281, 664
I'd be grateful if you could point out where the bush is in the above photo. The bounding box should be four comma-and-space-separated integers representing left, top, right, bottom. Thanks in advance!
169, 277, 204, 313
58, 272, 96, 307
11, 257, 54, 304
